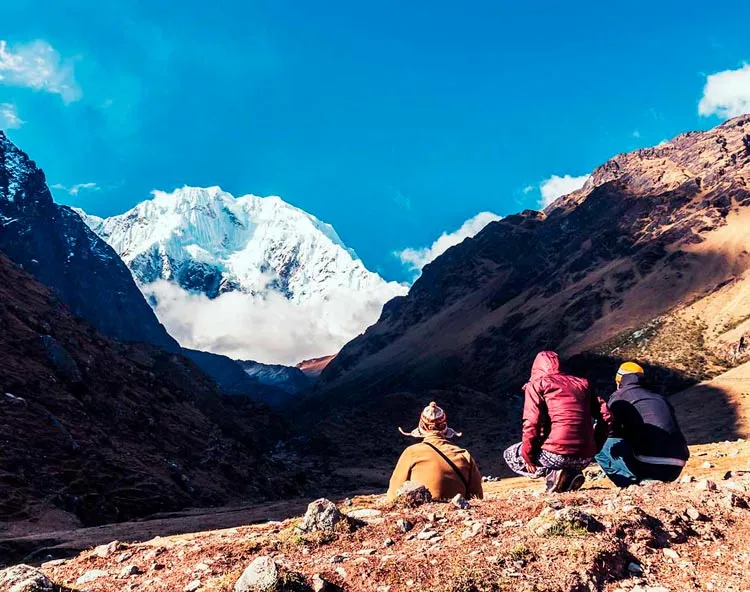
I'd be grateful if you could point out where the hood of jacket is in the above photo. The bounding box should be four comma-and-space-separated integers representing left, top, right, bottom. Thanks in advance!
529, 351, 561, 382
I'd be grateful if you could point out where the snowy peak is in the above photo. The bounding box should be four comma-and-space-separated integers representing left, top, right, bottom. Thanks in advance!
77, 186, 407, 364
78, 186, 398, 303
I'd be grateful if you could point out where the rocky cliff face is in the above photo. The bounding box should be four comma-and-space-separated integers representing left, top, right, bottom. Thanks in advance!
312, 116, 750, 462
0, 132, 177, 350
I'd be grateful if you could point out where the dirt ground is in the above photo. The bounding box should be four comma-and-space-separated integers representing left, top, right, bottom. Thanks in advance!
33, 439, 750, 592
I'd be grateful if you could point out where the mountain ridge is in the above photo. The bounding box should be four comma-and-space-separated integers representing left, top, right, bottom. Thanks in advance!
75, 186, 407, 363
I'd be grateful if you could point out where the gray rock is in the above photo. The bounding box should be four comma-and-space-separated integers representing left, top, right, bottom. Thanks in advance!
685, 506, 702, 521
234, 556, 280, 592
395, 481, 433, 506
120, 565, 141, 576
76, 569, 109, 585
0, 564, 55, 592
298, 498, 343, 533
184, 580, 202, 592
395, 518, 413, 532
93, 540, 122, 558
312, 573, 338, 592
627, 562, 644, 576
726, 493, 749, 508
451, 494, 470, 510
696, 479, 718, 492
346, 508, 382, 520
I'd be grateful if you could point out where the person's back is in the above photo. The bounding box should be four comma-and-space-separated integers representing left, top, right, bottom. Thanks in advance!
387, 402, 483, 501
535, 370, 600, 458
387, 435, 482, 501
596, 362, 689, 487
609, 373, 689, 463
504, 351, 611, 492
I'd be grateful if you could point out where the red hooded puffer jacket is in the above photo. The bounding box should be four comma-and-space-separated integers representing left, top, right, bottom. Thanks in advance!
522, 351, 612, 459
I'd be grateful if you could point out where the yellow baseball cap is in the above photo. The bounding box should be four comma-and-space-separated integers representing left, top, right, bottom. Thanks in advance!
616, 361, 645, 384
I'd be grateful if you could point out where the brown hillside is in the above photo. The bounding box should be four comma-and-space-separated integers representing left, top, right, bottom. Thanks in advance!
297, 116, 750, 479
0, 253, 302, 534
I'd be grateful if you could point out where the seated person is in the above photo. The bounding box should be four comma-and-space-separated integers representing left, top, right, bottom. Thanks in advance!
595, 362, 689, 487
387, 402, 483, 501
504, 351, 612, 493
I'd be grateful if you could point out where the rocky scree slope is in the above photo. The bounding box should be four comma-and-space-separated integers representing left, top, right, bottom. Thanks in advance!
312, 116, 750, 440
33, 439, 750, 592
0, 132, 176, 350
0, 252, 301, 531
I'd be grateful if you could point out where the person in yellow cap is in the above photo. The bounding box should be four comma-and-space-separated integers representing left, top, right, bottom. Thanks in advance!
595, 362, 689, 487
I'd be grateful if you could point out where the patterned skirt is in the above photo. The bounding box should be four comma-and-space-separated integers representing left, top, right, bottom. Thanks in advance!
504, 442, 592, 479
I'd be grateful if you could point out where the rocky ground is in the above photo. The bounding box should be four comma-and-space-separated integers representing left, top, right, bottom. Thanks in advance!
7, 439, 746, 592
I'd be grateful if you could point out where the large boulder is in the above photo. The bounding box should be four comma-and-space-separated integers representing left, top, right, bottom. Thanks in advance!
0, 565, 55, 592
298, 498, 343, 533
394, 481, 433, 507
235, 556, 280, 592
234, 556, 310, 592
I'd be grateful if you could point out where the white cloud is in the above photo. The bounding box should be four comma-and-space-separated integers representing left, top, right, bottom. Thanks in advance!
632, 130, 641, 138
143, 280, 400, 365
396, 211, 502, 272
698, 63, 750, 119
0, 40, 81, 103
50, 182, 100, 196
0, 103, 23, 128
538, 174, 590, 208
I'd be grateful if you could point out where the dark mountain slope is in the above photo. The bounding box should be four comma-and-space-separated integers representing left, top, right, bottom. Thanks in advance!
313, 116, 750, 440
0, 252, 303, 531
0, 132, 177, 350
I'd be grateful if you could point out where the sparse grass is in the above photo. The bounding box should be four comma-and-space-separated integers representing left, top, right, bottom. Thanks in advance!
437, 564, 509, 592
507, 544, 533, 563
544, 520, 590, 538
277, 523, 341, 550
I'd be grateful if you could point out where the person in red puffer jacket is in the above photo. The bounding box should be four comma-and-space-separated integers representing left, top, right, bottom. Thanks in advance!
504, 351, 612, 492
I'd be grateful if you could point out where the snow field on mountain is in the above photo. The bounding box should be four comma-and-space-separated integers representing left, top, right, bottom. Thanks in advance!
77, 186, 407, 364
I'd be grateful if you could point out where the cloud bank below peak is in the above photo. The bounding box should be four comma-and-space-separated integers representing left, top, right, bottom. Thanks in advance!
396, 211, 502, 272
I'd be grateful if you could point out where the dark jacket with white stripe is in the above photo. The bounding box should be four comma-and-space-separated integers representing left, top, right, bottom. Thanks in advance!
608, 374, 690, 463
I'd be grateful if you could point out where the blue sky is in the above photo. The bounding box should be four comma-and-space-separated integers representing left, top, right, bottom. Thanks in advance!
2, 0, 749, 283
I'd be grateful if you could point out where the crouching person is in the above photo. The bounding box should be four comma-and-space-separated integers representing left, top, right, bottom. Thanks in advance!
504, 351, 612, 493
595, 362, 689, 487
387, 402, 483, 501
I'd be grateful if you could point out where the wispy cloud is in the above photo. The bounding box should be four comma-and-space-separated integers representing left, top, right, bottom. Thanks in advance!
0, 103, 23, 129
50, 182, 100, 196
0, 40, 81, 103
538, 174, 590, 208
396, 211, 502, 273
698, 63, 750, 119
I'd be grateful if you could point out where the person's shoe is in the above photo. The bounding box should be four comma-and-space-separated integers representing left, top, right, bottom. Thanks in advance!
545, 469, 567, 493
565, 472, 586, 492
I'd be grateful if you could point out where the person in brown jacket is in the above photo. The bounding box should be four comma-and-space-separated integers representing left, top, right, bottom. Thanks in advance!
386, 402, 483, 501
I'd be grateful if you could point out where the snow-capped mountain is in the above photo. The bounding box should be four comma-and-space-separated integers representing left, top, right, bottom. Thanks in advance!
76, 186, 407, 364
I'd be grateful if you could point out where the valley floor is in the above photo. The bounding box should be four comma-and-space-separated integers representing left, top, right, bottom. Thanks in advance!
18, 439, 750, 592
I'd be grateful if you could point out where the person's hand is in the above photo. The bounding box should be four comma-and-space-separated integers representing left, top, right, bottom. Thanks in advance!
521, 442, 537, 473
